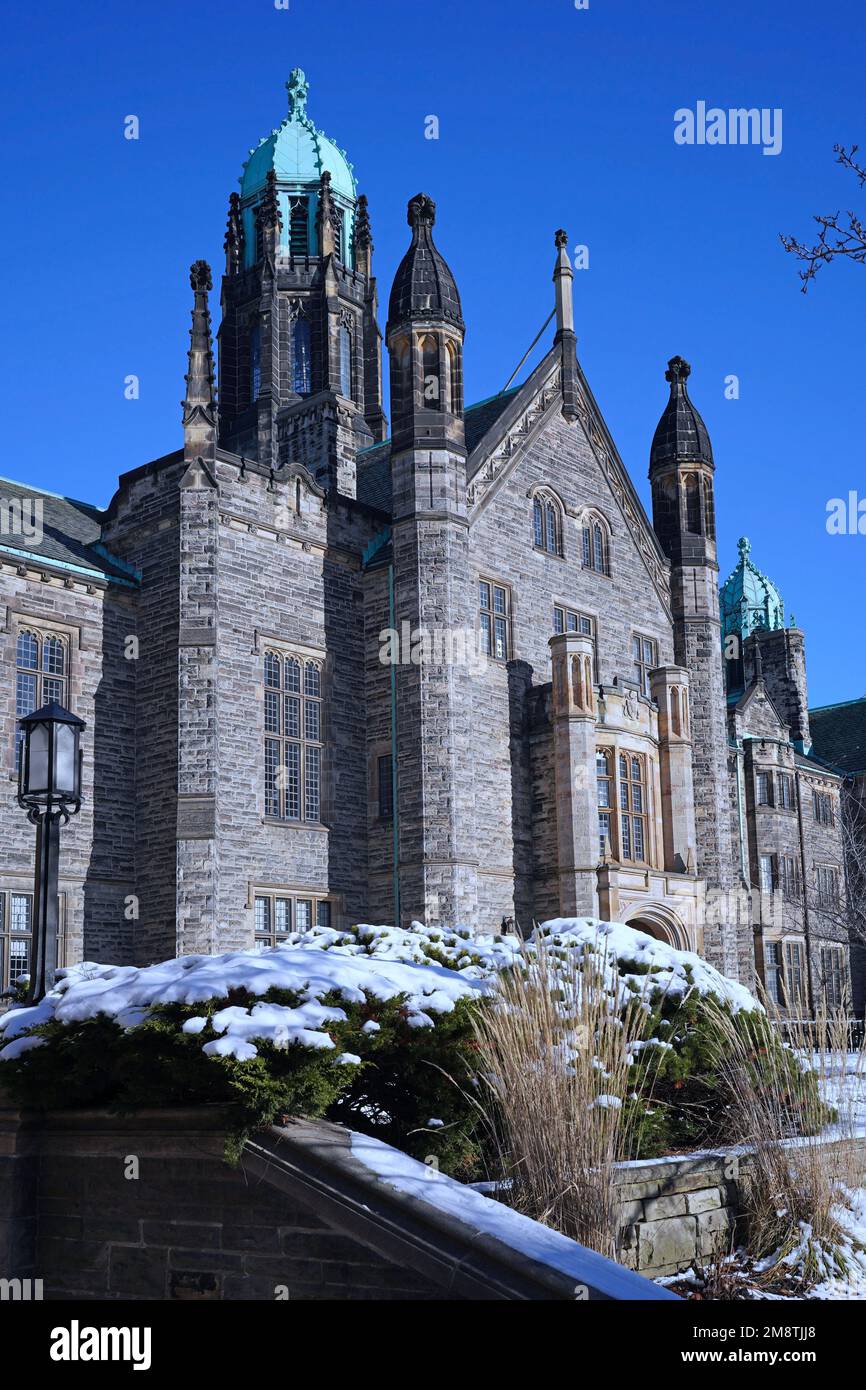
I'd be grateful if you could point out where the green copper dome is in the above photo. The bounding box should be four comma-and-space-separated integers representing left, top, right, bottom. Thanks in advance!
720, 537, 785, 646
240, 69, 356, 202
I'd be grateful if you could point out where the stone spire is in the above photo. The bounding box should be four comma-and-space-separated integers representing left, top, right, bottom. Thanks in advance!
354, 193, 373, 277
317, 170, 336, 258
224, 192, 244, 276
553, 229, 578, 422
256, 169, 282, 268
182, 260, 218, 466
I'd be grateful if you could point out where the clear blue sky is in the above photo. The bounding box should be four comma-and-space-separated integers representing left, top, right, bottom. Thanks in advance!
1, 0, 863, 705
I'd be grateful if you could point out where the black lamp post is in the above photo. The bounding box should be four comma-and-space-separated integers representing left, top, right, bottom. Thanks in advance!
17, 701, 85, 1004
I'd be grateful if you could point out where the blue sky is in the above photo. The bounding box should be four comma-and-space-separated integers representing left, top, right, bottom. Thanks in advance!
1, 0, 863, 705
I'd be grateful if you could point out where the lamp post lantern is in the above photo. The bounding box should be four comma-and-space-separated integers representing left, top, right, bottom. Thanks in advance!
16, 701, 85, 1004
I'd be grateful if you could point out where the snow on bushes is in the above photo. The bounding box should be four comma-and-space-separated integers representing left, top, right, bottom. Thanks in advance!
0, 916, 817, 1170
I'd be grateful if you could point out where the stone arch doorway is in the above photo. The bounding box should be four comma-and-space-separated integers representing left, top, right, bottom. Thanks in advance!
624, 908, 691, 954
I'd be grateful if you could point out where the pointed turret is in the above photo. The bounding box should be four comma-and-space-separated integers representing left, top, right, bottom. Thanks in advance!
387, 193, 465, 458
182, 260, 218, 466
649, 356, 717, 566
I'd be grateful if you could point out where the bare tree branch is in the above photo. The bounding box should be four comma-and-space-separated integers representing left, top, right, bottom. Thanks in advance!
781, 144, 866, 291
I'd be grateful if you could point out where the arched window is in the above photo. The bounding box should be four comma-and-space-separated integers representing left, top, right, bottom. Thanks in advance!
293, 318, 311, 395
392, 336, 412, 418
670, 687, 681, 736
339, 325, 352, 400
684, 473, 702, 534
420, 335, 440, 408
582, 514, 609, 574
289, 197, 309, 257
532, 492, 562, 556
333, 210, 344, 263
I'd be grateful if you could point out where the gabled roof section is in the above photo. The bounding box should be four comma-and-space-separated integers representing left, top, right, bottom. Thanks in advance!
0, 475, 137, 586
809, 697, 866, 775
731, 679, 789, 738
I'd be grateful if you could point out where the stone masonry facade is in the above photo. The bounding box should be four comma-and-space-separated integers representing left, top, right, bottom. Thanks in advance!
0, 73, 860, 1012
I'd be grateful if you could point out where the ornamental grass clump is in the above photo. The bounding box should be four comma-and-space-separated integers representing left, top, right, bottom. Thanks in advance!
471, 937, 669, 1259
700, 997, 863, 1289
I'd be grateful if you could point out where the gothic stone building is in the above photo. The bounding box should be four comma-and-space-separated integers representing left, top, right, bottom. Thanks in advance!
0, 72, 859, 1014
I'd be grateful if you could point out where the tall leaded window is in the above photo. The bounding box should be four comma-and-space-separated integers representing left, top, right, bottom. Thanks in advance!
533, 493, 562, 555
759, 854, 775, 893
16, 630, 67, 765
777, 772, 794, 810
820, 945, 847, 1009
333, 209, 344, 262
289, 197, 309, 257
784, 941, 805, 1009
779, 855, 801, 901
756, 771, 772, 806
764, 942, 785, 1007
378, 754, 394, 821
479, 580, 510, 661
293, 317, 312, 395
339, 325, 352, 399
0, 890, 65, 991
597, 750, 612, 855
264, 653, 324, 823
618, 753, 648, 863
250, 325, 261, 401
632, 634, 656, 698
817, 864, 840, 907
813, 790, 834, 826
582, 516, 609, 574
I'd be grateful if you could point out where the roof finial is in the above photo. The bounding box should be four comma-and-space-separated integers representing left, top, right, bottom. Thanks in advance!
407, 193, 436, 230
738, 535, 751, 561
287, 68, 309, 118
665, 355, 691, 389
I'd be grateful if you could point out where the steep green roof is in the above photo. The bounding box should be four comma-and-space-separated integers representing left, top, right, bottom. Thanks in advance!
719, 536, 785, 646
240, 69, 356, 203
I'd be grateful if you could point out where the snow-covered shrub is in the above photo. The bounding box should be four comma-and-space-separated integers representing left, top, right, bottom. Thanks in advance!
0, 917, 828, 1174
0, 925, 514, 1172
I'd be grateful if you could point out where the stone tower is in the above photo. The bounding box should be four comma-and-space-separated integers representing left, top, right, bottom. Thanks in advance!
649, 357, 746, 977
386, 193, 477, 928
217, 69, 386, 494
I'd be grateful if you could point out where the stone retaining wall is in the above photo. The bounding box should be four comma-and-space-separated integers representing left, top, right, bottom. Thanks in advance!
616, 1138, 866, 1279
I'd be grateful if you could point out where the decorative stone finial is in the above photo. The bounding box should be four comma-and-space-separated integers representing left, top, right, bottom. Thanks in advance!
355, 194, 372, 248
287, 68, 309, 118
407, 193, 436, 229
665, 355, 691, 387
190, 260, 212, 293
555, 228, 569, 249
